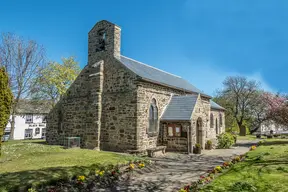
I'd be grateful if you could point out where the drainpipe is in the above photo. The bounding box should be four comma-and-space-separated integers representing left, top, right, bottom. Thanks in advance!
187, 125, 190, 153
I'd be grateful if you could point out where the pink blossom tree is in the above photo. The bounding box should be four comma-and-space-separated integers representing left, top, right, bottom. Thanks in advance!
263, 93, 288, 126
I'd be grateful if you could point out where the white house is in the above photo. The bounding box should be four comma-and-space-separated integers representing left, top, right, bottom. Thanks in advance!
4, 100, 51, 140
258, 120, 288, 135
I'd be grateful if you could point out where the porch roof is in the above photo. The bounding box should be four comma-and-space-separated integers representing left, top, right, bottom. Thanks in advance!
161, 95, 198, 121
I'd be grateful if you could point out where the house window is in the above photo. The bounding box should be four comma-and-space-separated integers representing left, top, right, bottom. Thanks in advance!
24, 129, 33, 139
148, 99, 158, 133
42, 116, 47, 123
167, 124, 185, 137
35, 128, 40, 135
42, 128, 46, 137
210, 113, 214, 128
219, 114, 223, 127
25, 114, 33, 124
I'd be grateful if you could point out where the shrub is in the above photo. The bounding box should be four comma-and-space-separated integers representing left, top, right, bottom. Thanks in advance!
258, 140, 264, 146
217, 133, 235, 149
195, 143, 201, 148
229, 181, 257, 192
206, 140, 213, 150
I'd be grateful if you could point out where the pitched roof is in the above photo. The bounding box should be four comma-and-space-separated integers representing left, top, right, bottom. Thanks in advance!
210, 100, 225, 110
161, 95, 198, 121
16, 100, 52, 114
119, 56, 211, 98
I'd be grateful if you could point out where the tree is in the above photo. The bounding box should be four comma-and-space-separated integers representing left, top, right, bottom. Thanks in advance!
247, 91, 271, 133
263, 93, 288, 127
213, 96, 237, 132
216, 76, 260, 135
0, 33, 45, 139
0, 67, 13, 156
32, 57, 80, 107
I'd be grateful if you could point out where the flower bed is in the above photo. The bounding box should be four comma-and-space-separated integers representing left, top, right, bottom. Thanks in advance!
178, 144, 260, 192
27, 160, 152, 192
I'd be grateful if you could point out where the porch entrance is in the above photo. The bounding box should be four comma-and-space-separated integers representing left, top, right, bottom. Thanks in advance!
196, 117, 203, 149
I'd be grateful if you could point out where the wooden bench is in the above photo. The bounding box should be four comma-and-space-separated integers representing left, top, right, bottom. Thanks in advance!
146, 146, 166, 157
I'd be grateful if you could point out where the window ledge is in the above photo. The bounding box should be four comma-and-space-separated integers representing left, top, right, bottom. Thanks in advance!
167, 136, 187, 139
147, 132, 158, 137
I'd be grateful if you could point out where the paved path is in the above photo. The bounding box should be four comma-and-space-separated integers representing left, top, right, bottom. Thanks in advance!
111, 140, 258, 192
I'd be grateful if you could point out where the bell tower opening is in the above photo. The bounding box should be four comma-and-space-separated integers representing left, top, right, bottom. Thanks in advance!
88, 20, 121, 64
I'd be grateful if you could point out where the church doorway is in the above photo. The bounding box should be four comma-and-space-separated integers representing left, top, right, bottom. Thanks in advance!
196, 117, 203, 149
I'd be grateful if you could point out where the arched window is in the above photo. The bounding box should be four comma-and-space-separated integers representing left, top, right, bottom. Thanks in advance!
148, 99, 158, 133
210, 113, 214, 128
219, 113, 223, 127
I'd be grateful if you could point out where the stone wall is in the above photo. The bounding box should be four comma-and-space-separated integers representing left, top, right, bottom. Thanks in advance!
210, 109, 225, 137
46, 60, 104, 149
100, 57, 138, 151
190, 95, 209, 150
135, 81, 189, 150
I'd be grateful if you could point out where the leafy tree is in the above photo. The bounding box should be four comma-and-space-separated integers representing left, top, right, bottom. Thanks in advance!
215, 76, 260, 135
0, 67, 13, 156
213, 96, 237, 132
0, 33, 45, 139
32, 57, 80, 107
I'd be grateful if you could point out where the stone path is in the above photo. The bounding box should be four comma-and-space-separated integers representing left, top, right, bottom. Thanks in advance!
110, 140, 258, 192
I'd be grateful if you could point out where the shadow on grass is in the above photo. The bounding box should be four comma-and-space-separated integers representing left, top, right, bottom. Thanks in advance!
0, 164, 105, 192
234, 140, 258, 147
0, 164, 177, 192
29, 140, 49, 145
261, 140, 288, 146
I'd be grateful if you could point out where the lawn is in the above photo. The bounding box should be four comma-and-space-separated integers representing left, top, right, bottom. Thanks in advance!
0, 140, 140, 191
237, 134, 258, 140
202, 139, 288, 192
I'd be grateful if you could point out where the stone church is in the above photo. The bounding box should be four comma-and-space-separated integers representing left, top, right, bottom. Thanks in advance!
46, 20, 225, 153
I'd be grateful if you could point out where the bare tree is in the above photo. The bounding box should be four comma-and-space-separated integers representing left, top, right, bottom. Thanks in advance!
218, 76, 260, 135
0, 33, 46, 139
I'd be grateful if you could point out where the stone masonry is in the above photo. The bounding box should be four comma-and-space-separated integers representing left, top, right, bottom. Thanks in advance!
46, 20, 225, 153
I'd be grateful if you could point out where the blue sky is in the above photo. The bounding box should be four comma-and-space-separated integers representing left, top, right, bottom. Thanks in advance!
1, 0, 288, 95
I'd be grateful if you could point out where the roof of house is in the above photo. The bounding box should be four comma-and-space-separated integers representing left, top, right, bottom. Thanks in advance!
161, 95, 198, 121
16, 100, 52, 114
119, 56, 211, 98
210, 100, 225, 110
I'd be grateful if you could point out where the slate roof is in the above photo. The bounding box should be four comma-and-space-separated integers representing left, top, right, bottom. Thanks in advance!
119, 56, 211, 98
16, 100, 52, 114
210, 100, 225, 110
161, 95, 198, 121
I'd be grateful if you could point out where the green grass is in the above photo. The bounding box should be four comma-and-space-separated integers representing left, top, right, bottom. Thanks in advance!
0, 140, 140, 191
237, 134, 258, 140
202, 139, 288, 192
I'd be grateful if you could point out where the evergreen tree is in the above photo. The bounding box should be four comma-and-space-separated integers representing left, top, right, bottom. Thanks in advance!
0, 67, 13, 156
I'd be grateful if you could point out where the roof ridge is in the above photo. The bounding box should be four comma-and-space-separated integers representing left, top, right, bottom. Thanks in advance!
121, 55, 182, 78
173, 94, 198, 98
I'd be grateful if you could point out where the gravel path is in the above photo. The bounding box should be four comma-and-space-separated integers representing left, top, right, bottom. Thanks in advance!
108, 140, 258, 192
